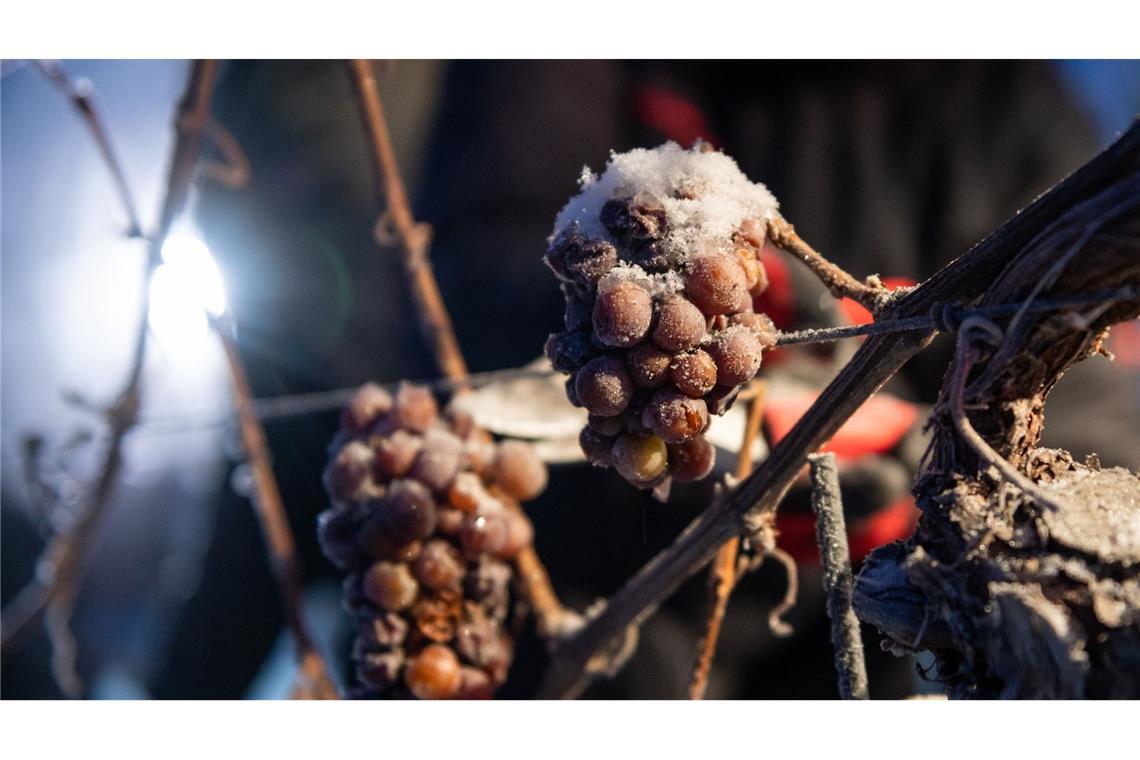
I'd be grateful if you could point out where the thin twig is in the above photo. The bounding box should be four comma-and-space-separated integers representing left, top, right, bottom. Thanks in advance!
537, 122, 1140, 698
688, 380, 766, 700
809, 452, 869, 700
762, 547, 798, 637
212, 317, 337, 699
34, 60, 144, 239
345, 59, 568, 639
346, 59, 468, 385
0, 62, 220, 693
767, 216, 887, 311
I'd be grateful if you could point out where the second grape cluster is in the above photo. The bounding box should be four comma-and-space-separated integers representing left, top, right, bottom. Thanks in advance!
544, 143, 780, 492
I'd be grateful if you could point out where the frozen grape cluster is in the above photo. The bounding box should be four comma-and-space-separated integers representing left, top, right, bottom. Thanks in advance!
318, 382, 548, 699
544, 142, 779, 491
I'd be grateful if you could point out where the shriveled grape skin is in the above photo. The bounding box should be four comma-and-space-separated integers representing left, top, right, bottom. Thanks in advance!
626, 342, 673, 389
669, 437, 717, 482
575, 356, 635, 417
651, 294, 706, 352
592, 280, 653, 347
683, 253, 749, 316
374, 430, 421, 478
642, 389, 709, 443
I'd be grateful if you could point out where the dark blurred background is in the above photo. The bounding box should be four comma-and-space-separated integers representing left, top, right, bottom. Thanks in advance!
2, 60, 1138, 699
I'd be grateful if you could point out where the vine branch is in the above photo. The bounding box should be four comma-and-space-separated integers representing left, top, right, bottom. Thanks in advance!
539, 121, 1140, 699
767, 216, 889, 311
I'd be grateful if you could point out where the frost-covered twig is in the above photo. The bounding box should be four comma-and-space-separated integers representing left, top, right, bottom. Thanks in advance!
0, 61, 219, 694
809, 453, 868, 700
537, 122, 1140, 698
688, 380, 766, 700
211, 317, 337, 699
345, 60, 569, 640
767, 216, 887, 311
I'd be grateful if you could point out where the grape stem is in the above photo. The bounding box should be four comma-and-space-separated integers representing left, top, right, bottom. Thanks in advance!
538, 121, 1140, 699
767, 216, 889, 312
346, 60, 571, 643
687, 379, 766, 700
0, 61, 220, 694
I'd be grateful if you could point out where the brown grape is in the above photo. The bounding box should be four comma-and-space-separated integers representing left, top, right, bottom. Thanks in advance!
564, 236, 619, 286
392, 383, 438, 433
317, 508, 363, 570
412, 539, 465, 591
563, 286, 594, 331
456, 613, 512, 684
357, 650, 404, 690
404, 644, 461, 700
411, 591, 462, 643
651, 294, 706, 351
611, 432, 668, 486
642, 389, 709, 443
669, 437, 717, 482
579, 427, 615, 467
376, 479, 437, 543
374, 430, 421, 478
707, 326, 763, 386
324, 440, 376, 503
592, 280, 652, 347
670, 349, 718, 398
409, 429, 463, 493
575, 356, 634, 416
341, 382, 393, 434
545, 330, 595, 373
357, 611, 409, 649
626, 342, 673, 389
490, 440, 548, 501
728, 311, 779, 349
683, 253, 748, 316
362, 561, 418, 612
587, 413, 625, 436
455, 666, 494, 700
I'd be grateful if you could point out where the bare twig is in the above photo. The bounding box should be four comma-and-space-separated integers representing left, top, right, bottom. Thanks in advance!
767, 216, 887, 311
537, 122, 1140, 699
212, 317, 337, 699
0, 61, 219, 693
809, 452, 868, 700
345, 59, 568, 639
34, 60, 144, 239
346, 59, 468, 385
688, 380, 766, 700
762, 547, 798, 637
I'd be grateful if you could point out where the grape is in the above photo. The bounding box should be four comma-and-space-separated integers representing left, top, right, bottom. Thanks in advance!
490, 440, 548, 501
435, 507, 467, 536
375, 479, 437, 544
651, 294, 706, 351
357, 649, 404, 690
706, 383, 742, 415
600, 192, 668, 241
545, 330, 596, 373
447, 471, 485, 513
444, 405, 476, 438
459, 513, 510, 558
669, 437, 717, 482
358, 512, 423, 560
728, 311, 779, 349
642, 389, 709, 443
357, 611, 409, 649
564, 375, 583, 408
734, 247, 767, 294
497, 509, 534, 559
404, 644, 462, 700
592, 280, 652, 347
707, 326, 763, 386
579, 427, 615, 467
317, 508, 363, 570
410, 429, 463, 493
342, 573, 367, 612
587, 414, 625, 436
564, 237, 619, 286
465, 557, 511, 622
412, 539, 465, 591
684, 253, 748, 316
575, 356, 634, 417
670, 349, 718, 398
363, 561, 419, 612
412, 590, 462, 643
456, 613, 512, 684
563, 287, 594, 331
461, 429, 496, 474
374, 430, 421, 478
392, 383, 438, 433
620, 392, 652, 435
611, 432, 668, 486
455, 666, 494, 700
736, 217, 766, 249
626, 342, 673, 389
324, 440, 377, 503
341, 382, 393, 434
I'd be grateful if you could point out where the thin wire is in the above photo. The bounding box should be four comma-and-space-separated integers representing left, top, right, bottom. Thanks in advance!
7, 288, 1135, 439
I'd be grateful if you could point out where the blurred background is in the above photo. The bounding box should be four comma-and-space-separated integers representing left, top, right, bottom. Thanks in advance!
2, 60, 1138, 699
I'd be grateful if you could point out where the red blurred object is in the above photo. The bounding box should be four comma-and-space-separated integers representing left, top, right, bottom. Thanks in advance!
632, 85, 717, 148
837, 276, 917, 326
775, 495, 918, 564
764, 388, 919, 460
